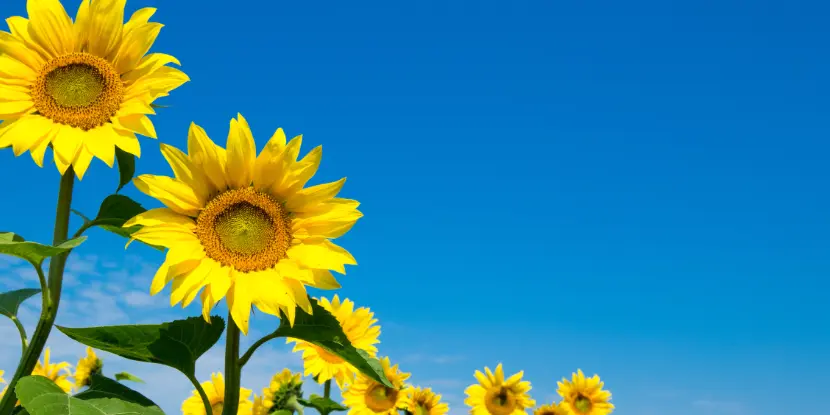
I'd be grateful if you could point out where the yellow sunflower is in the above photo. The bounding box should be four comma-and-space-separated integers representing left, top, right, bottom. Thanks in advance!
261, 368, 303, 412
342, 357, 410, 415
181, 372, 253, 415
287, 295, 380, 388
32, 347, 74, 394
0, 0, 188, 178
252, 395, 268, 415
464, 364, 535, 415
534, 403, 568, 415
556, 370, 613, 415
124, 114, 362, 334
400, 386, 449, 415
74, 346, 102, 388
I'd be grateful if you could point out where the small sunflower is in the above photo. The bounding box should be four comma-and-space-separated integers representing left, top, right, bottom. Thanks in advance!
287, 295, 380, 388
181, 372, 253, 415
261, 368, 304, 412
74, 346, 102, 388
534, 403, 568, 415
31, 347, 74, 393
342, 357, 410, 415
556, 370, 613, 415
124, 114, 361, 334
0, 0, 188, 178
252, 395, 268, 415
400, 386, 449, 415
464, 364, 535, 415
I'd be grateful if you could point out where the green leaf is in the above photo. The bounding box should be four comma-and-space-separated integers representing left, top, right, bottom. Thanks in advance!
57, 316, 225, 378
16, 375, 164, 415
0, 288, 40, 320
82, 194, 163, 251
114, 148, 135, 194
74, 374, 159, 410
0, 232, 86, 266
273, 297, 393, 387
113, 372, 144, 383
298, 394, 348, 413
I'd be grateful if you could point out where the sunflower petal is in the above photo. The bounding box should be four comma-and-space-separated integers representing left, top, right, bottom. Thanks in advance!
124, 207, 194, 229
26, 0, 75, 57
287, 240, 356, 274
87, 0, 126, 59
112, 22, 163, 74
285, 178, 346, 211
187, 122, 227, 193
133, 174, 201, 216
225, 114, 256, 189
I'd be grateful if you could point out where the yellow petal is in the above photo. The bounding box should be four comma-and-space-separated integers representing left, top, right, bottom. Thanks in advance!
6, 16, 51, 62
123, 207, 195, 229
227, 277, 252, 335
124, 66, 188, 101
225, 115, 256, 189
71, 147, 94, 179
187, 122, 227, 193
133, 175, 201, 216
309, 269, 341, 290
149, 259, 171, 295
282, 146, 322, 195
50, 124, 84, 166
114, 113, 156, 138
26, 0, 75, 57
29, 130, 53, 167
170, 262, 212, 306
0, 32, 45, 69
0, 100, 33, 117
292, 209, 362, 240
110, 128, 141, 157
287, 240, 356, 274
0, 83, 33, 102
112, 22, 163, 74
200, 265, 231, 320
252, 127, 286, 189
82, 126, 117, 167
285, 178, 346, 211
121, 53, 180, 86
0, 115, 52, 155
73, 0, 90, 50
129, 225, 199, 248
159, 143, 210, 203
283, 278, 312, 315
87, 0, 126, 59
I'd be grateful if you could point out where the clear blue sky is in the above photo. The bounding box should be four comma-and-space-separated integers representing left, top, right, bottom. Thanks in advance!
1, 1, 829, 414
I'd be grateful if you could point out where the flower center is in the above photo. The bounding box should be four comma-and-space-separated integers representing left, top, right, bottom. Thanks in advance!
211, 401, 224, 415
31, 52, 123, 131
364, 383, 398, 413
414, 403, 431, 415
195, 187, 292, 272
314, 345, 346, 364
484, 387, 516, 415
573, 395, 592, 414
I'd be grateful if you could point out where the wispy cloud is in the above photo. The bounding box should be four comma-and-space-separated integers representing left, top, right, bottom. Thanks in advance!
692, 399, 749, 415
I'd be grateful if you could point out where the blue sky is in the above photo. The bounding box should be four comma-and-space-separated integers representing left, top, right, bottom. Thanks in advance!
1, 0, 829, 414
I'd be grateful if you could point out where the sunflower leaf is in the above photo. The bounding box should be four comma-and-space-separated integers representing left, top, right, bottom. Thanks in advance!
113, 372, 145, 383
0, 232, 86, 266
75, 374, 158, 408
0, 288, 41, 320
270, 297, 393, 387
298, 395, 348, 413
114, 148, 135, 194
56, 316, 225, 379
86, 195, 163, 251
16, 375, 164, 415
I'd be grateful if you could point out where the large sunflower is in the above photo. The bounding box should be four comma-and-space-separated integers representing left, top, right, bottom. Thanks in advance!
32, 347, 74, 394
124, 114, 362, 334
0, 0, 188, 178
464, 364, 535, 415
342, 357, 411, 415
556, 370, 613, 415
400, 386, 449, 415
181, 372, 253, 415
287, 295, 380, 388
74, 346, 102, 388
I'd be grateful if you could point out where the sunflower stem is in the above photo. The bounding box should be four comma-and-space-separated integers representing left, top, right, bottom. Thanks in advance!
239, 332, 279, 367
0, 169, 75, 414
222, 313, 242, 415
10, 316, 27, 355
186, 372, 214, 415
324, 379, 332, 399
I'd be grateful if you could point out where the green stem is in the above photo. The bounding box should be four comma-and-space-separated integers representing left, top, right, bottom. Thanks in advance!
324, 379, 332, 399
185, 372, 213, 415
221, 314, 242, 415
10, 316, 27, 354
238, 332, 279, 367
33, 264, 50, 308
0, 169, 75, 413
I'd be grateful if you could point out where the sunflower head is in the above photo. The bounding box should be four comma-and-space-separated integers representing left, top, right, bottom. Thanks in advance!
400, 386, 450, 415
252, 395, 268, 415
0, 0, 188, 178
261, 368, 304, 412
32, 347, 74, 394
533, 403, 568, 415
0, 369, 5, 385
125, 114, 362, 335
556, 370, 613, 415
342, 357, 411, 415
464, 363, 535, 415
181, 372, 253, 415
288, 295, 380, 388
74, 346, 103, 388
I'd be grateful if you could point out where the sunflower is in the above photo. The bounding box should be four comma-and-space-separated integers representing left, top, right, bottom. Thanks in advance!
181, 372, 253, 415
32, 347, 74, 393
342, 357, 410, 415
464, 364, 535, 415
252, 395, 268, 415
124, 114, 361, 334
556, 370, 613, 415
74, 346, 102, 388
260, 368, 303, 412
534, 403, 568, 415
287, 295, 380, 388
0, 0, 188, 178
400, 386, 449, 415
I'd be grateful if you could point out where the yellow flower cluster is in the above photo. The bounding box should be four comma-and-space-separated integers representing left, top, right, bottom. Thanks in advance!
0, 347, 103, 401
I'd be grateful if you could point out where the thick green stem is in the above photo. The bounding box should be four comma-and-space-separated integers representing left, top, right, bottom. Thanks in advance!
186, 372, 214, 415
324, 379, 332, 399
221, 314, 242, 415
0, 169, 75, 413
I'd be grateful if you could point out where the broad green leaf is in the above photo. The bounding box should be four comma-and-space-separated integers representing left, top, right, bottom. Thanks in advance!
298, 394, 348, 413
82, 194, 163, 251
0, 288, 40, 320
16, 375, 164, 415
0, 232, 86, 266
114, 148, 135, 194
57, 316, 224, 377
274, 298, 392, 387
113, 372, 144, 383
75, 374, 159, 410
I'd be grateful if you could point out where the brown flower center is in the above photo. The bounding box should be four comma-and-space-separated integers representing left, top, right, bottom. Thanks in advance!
484, 387, 516, 415
573, 395, 592, 414
365, 383, 398, 413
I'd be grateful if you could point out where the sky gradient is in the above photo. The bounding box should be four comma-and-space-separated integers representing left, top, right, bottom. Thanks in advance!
1, 1, 829, 414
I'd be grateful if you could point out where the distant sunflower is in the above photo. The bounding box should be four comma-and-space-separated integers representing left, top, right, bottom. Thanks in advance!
0, 370, 4, 385
534, 403, 568, 415
125, 114, 361, 334
342, 357, 410, 415
400, 386, 449, 415
464, 364, 535, 415
181, 372, 253, 415
32, 347, 73, 394
0, 0, 188, 178
287, 295, 380, 388
556, 370, 613, 415
252, 395, 268, 415
74, 346, 102, 388
261, 368, 304, 412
